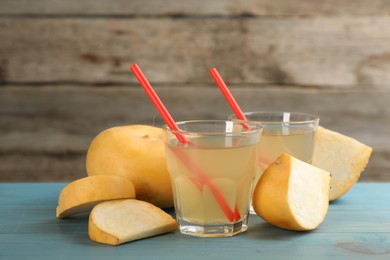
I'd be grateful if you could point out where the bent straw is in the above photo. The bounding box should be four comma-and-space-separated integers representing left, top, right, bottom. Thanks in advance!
209, 68, 248, 123
130, 64, 237, 222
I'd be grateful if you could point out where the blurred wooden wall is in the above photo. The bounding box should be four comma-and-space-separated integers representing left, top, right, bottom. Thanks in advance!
1, 0, 389, 182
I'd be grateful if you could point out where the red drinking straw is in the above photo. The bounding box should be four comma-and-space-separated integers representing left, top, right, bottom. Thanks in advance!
129, 64, 237, 222
130, 64, 189, 145
210, 68, 249, 219
209, 68, 248, 123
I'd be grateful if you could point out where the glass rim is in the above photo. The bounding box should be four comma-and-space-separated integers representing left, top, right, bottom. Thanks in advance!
163, 119, 263, 136
229, 111, 319, 126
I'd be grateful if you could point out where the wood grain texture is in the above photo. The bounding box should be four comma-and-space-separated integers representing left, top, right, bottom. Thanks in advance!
0, 1, 389, 182
0, 183, 389, 259
0, 86, 388, 181
1, 17, 390, 87
1, 86, 388, 151
2, 0, 390, 16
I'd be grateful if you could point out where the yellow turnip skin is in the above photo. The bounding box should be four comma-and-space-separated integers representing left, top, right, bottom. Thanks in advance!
86, 125, 173, 208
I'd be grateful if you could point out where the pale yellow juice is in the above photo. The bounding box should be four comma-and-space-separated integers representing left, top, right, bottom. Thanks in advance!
165, 136, 258, 224
256, 129, 316, 182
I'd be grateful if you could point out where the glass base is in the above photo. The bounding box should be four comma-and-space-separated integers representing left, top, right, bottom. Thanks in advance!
177, 217, 249, 237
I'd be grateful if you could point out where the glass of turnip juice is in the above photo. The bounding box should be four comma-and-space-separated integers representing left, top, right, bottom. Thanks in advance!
230, 111, 319, 213
163, 120, 262, 237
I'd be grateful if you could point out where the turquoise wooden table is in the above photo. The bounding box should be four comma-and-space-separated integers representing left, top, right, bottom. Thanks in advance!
1, 183, 389, 259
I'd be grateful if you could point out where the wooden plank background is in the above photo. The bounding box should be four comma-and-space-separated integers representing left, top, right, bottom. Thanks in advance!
0, 0, 389, 182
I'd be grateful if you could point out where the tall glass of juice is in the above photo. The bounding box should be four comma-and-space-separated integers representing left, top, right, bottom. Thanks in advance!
163, 120, 262, 237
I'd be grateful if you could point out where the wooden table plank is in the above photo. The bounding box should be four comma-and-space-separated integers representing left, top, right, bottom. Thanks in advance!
2, 0, 390, 16
0, 183, 389, 259
1, 86, 388, 182
2, 86, 388, 151
1, 17, 390, 87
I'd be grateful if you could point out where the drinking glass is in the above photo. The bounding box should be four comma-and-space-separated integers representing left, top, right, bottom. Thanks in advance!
163, 120, 262, 237
230, 112, 319, 212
